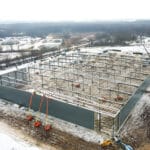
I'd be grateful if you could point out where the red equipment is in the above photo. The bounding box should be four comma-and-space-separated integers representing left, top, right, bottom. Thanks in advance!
34, 120, 41, 127
44, 124, 52, 131
44, 98, 52, 131
26, 115, 33, 121
26, 92, 35, 121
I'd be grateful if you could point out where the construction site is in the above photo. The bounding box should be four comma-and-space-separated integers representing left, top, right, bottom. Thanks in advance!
0, 48, 150, 149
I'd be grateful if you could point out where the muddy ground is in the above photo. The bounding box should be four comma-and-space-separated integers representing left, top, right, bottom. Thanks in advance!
0, 91, 150, 150
0, 104, 150, 150
0, 109, 117, 150
121, 93, 150, 150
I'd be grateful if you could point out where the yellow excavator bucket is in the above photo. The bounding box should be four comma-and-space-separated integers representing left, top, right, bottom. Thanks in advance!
100, 140, 112, 147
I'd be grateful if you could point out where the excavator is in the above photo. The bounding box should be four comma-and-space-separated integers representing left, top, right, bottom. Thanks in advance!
114, 136, 133, 150
100, 136, 133, 150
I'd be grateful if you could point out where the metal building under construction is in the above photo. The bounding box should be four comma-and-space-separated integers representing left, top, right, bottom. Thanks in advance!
0, 50, 150, 136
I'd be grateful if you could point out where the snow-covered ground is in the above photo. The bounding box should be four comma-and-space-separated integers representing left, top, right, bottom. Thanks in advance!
0, 121, 41, 150
0, 36, 62, 51
80, 45, 150, 56
120, 86, 150, 136
0, 36, 62, 61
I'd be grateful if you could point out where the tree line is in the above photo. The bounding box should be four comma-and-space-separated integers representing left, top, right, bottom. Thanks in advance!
0, 20, 150, 44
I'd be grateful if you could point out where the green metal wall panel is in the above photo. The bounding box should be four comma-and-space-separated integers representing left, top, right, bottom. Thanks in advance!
117, 76, 150, 129
0, 86, 94, 129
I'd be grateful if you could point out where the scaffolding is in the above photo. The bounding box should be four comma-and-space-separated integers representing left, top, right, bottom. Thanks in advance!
0, 50, 150, 135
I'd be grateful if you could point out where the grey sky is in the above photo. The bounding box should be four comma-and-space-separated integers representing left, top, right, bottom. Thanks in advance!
0, 0, 150, 22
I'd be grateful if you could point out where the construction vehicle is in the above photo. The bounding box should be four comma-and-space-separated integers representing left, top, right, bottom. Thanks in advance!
100, 136, 133, 150
33, 95, 52, 130
100, 139, 112, 147
114, 136, 133, 150
26, 92, 36, 121
26, 93, 52, 131
43, 97, 52, 131
33, 95, 45, 128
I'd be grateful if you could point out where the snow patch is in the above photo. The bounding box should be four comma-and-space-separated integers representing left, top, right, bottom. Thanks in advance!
0, 133, 40, 150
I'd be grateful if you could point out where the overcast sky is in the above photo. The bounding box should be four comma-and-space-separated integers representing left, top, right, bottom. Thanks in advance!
0, 0, 150, 22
